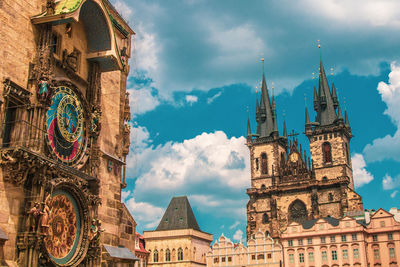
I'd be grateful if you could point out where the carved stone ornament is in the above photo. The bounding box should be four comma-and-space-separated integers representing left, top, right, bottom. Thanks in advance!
63, 50, 79, 72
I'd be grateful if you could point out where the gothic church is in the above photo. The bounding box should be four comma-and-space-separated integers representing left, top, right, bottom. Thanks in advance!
246, 60, 363, 239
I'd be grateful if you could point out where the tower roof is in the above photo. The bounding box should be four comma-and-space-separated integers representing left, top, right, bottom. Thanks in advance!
316, 61, 337, 126
156, 196, 201, 231
256, 73, 276, 138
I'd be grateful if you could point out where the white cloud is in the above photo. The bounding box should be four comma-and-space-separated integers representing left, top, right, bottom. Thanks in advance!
233, 229, 243, 241
352, 153, 374, 188
207, 91, 222, 104
383, 174, 400, 190
229, 221, 240, 230
126, 130, 250, 231
125, 195, 164, 228
121, 190, 131, 202
298, 0, 400, 28
133, 23, 161, 80
391, 190, 398, 198
129, 87, 160, 116
113, 0, 133, 21
208, 23, 265, 71
185, 95, 198, 105
364, 62, 400, 162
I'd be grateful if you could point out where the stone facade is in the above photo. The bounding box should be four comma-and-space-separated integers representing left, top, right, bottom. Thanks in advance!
206, 231, 283, 267
135, 232, 149, 267
0, 0, 137, 265
281, 208, 400, 267
246, 61, 363, 240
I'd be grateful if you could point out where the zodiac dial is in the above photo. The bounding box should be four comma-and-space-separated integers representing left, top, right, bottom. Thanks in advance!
46, 86, 86, 165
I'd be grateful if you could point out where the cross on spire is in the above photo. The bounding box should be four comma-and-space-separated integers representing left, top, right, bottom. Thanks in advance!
288, 130, 299, 139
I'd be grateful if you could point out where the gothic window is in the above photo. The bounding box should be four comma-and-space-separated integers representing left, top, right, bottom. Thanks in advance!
263, 213, 269, 224
178, 248, 183, 261
328, 193, 333, 202
345, 143, 350, 163
165, 249, 171, 262
289, 200, 307, 223
322, 176, 328, 182
261, 153, 268, 174
153, 250, 159, 262
323, 142, 332, 163
256, 158, 259, 170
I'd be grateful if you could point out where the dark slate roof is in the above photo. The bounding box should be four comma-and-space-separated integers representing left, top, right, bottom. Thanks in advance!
103, 245, 138, 261
356, 219, 367, 227
156, 196, 201, 231
0, 227, 8, 240
301, 216, 339, 229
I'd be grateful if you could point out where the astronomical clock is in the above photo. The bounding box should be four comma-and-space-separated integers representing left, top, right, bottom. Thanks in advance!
46, 85, 87, 165
0, 0, 137, 266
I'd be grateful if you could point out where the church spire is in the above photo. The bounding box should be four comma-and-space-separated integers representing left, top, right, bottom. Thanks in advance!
256, 69, 275, 138
283, 120, 287, 139
345, 110, 350, 127
331, 82, 338, 108
314, 60, 337, 126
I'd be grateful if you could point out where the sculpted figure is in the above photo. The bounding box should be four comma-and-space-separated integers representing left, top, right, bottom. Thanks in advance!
28, 202, 41, 232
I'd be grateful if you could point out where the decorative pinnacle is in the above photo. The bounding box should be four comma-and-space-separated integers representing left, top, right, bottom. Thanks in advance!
261, 57, 265, 74
317, 39, 321, 61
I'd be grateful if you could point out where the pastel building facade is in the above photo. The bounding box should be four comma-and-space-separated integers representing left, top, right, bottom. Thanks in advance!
143, 196, 213, 267
206, 230, 283, 267
281, 208, 400, 267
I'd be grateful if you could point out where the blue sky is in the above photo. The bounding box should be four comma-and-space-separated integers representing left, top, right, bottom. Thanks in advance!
113, 0, 400, 242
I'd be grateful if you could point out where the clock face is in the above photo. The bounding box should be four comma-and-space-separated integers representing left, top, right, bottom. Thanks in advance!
46, 86, 86, 165
290, 152, 299, 162
45, 190, 82, 265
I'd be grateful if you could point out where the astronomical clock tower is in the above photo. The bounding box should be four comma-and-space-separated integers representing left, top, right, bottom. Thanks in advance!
245, 59, 363, 240
0, 0, 137, 266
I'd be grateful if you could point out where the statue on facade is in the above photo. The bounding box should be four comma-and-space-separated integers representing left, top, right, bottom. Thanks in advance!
89, 219, 104, 247
37, 77, 52, 103
40, 193, 52, 235
28, 202, 42, 232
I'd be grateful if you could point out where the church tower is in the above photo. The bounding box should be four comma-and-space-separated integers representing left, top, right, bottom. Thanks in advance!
246, 58, 363, 240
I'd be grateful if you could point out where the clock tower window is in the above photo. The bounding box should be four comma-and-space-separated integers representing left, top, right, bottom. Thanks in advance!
261, 153, 268, 174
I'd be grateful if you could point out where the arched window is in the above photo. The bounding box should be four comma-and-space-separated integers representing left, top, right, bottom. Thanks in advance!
178, 248, 183, 261
289, 200, 307, 223
261, 153, 268, 174
165, 249, 171, 262
154, 250, 159, 262
263, 213, 269, 224
322, 176, 328, 182
328, 193, 333, 202
323, 142, 332, 163
255, 158, 259, 170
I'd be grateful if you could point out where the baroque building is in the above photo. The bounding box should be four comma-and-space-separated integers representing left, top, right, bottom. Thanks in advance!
281, 208, 400, 267
246, 59, 363, 240
206, 231, 283, 267
0, 0, 137, 265
143, 196, 213, 267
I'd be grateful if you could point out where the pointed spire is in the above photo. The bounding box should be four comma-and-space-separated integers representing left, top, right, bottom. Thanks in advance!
345, 110, 350, 127
283, 120, 287, 139
305, 107, 310, 125
272, 91, 278, 134
315, 60, 337, 126
256, 98, 260, 113
257, 72, 274, 138
313, 86, 318, 111
331, 82, 338, 108
247, 118, 251, 138
337, 102, 343, 120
